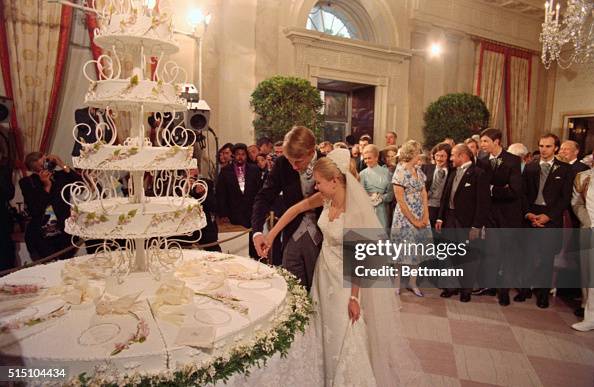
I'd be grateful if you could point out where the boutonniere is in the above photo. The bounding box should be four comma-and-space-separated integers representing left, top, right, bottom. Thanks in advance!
551, 164, 560, 173
495, 158, 503, 168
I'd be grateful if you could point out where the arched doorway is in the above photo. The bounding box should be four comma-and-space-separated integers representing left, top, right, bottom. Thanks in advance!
284, 0, 409, 143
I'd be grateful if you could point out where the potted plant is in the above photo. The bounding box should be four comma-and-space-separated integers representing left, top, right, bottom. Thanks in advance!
250, 76, 324, 141
423, 93, 490, 148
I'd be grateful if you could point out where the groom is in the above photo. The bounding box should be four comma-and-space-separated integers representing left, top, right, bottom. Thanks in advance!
252, 126, 324, 290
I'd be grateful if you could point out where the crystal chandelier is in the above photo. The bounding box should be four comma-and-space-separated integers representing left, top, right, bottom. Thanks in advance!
540, 0, 594, 69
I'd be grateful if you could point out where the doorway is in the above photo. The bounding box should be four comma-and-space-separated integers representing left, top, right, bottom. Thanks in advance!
565, 114, 594, 159
318, 78, 375, 143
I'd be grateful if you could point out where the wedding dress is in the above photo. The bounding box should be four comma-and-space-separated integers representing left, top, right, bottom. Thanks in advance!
220, 149, 421, 386
311, 201, 377, 387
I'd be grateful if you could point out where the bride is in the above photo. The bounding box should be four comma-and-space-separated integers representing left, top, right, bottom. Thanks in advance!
263, 148, 418, 386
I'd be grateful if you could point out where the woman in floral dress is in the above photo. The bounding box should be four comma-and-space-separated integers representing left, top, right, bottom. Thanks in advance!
390, 140, 432, 297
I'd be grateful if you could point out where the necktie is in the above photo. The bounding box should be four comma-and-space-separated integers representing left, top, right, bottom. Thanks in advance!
449, 168, 465, 209
535, 163, 551, 205
490, 158, 498, 169
438, 168, 446, 181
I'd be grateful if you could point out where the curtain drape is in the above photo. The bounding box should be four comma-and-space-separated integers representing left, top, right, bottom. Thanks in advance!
506, 52, 531, 144
475, 40, 533, 145
0, 0, 22, 163
2, 0, 72, 157
476, 42, 506, 129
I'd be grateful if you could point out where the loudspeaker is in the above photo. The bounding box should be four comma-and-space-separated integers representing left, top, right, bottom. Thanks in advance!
0, 96, 13, 124
185, 100, 210, 132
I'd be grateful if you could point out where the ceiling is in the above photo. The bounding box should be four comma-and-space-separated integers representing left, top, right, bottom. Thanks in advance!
477, 0, 545, 19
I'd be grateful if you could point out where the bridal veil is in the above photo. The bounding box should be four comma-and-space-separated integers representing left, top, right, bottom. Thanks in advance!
327, 149, 422, 386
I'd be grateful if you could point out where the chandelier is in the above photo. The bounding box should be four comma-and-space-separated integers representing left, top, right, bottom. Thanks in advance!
540, 0, 594, 69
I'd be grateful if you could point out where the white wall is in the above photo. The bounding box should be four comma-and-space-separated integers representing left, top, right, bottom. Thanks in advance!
550, 63, 594, 139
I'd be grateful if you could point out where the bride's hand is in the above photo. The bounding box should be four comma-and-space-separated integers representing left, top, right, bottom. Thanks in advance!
348, 298, 360, 324
261, 236, 272, 257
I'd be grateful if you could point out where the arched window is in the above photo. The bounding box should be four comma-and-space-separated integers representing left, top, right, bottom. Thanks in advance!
306, 0, 372, 40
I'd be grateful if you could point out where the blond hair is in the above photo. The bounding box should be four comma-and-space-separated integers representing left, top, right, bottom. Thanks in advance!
399, 140, 422, 163
283, 126, 316, 158
313, 157, 358, 185
363, 144, 379, 157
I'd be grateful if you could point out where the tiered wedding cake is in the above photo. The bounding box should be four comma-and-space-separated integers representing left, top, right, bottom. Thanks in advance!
65, 0, 207, 274
0, 1, 310, 385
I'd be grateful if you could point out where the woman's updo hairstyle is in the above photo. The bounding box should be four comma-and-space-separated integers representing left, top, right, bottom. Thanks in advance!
398, 140, 422, 163
313, 157, 358, 184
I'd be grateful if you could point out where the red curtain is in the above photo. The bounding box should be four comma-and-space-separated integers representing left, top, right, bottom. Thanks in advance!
0, 0, 23, 165
39, 5, 73, 153
86, 11, 102, 74
475, 39, 533, 144
0, 0, 74, 159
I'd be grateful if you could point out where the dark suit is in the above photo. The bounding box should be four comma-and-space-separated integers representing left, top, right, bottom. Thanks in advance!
476, 150, 523, 292
251, 151, 324, 289
438, 164, 490, 229
19, 170, 80, 260
477, 150, 523, 227
251, 152, 323, 241
216, 162, 261, 228
523, 159, 572, 227
438, 164, 490, 292
522, 159, 573, 294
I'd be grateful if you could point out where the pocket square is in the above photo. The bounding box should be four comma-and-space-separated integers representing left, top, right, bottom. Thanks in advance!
464, 183, 471, 187
554, 176, 561, 179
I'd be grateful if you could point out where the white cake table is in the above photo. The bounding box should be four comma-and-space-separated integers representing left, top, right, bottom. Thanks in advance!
0, 250, 311, 385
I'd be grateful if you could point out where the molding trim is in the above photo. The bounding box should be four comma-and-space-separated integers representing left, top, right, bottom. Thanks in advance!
284, 27, 411, 63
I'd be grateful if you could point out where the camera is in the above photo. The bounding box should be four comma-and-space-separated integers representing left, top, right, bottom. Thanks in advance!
43, 159, 57, 171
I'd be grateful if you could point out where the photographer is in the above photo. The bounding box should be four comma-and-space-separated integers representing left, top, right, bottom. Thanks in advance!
19, 152, 80, 261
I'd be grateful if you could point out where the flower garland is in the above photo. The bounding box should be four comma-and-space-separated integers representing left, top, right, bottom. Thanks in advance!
0, 305, 69, 333
0, 284, 40, 296
70, 268, 312, 386
110, 313, 150, 356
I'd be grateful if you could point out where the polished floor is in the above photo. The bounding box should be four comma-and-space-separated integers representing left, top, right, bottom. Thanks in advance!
397, 289, 594, 387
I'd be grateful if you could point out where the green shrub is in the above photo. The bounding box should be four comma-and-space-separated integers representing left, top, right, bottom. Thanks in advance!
250, 76, 324, 141
423, 93, 490, 148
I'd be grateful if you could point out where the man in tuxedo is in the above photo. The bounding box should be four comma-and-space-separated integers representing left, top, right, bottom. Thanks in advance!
356, 134, 372, 172
464, 138, 479, 163
252, 126, 324, 290
216, 143, 261, 257
476, 128, 523, 305
521, 133, 572, 308
560, 140, 589, 180
436, 144, 490, 302
422, 142, 452, 227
